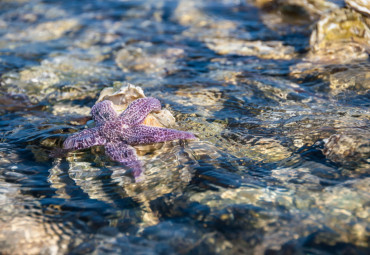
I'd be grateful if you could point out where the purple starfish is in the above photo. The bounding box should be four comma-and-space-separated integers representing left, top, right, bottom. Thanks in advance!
63, 97, 196, 180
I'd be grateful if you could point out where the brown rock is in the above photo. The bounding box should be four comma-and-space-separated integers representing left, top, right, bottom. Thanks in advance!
345, 0, 370, 16
323, 130, 370, 168
96, 82, 176, 128
309, 8, 370, 63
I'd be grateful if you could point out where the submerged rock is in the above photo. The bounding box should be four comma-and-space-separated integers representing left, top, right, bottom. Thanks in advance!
6, 19, 79, 42
323, 129, 370, 169
329, 63, 370, 94
206, 38, 296, 60
0, 213, 73, 255
2, 53, 119, 100
0, 92, 43, 113
115, 43, 184, 77
64, 140, 237, 226
0, 149, 79, 255
174, 0, 237, 30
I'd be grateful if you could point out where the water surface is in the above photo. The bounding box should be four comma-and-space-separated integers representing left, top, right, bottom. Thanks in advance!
0, 0, 369, 254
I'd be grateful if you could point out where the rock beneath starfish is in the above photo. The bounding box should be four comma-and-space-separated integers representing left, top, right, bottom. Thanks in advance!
96, 82, 176, 129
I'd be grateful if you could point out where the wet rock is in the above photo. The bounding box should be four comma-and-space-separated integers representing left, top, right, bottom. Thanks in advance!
249, 0, 344, 35
175, 88, 224, 108
191, 171, 370, 251
290, 8, 370, 84
195, 166, 242, 188
174, 0, 260, 43
244, 137, 292, 162
97, 82, 176, 128
6, 19, 79, 42
208, 69, 243, 85
272, 228, 369, 255
206, 38, 296, 60
0, 216, 71, 255
323, 129, 370, 168
141, 221, 210, 254
309, 8, 370, 63
266, 106, 370, 150
2, 54, 118, 100
52, 103, 91, 118
223, 130, 293, 162
174, 0, 237, 30
329, 64, 370, 94
150, 196, 211, 221
346, 0, 370, 16
209, 204, 265, 233
18, 65, 60, 92
0, 178, 78, 255
251, 0, 343, 18
271, 161, 335, 191
0, 92, 43, 113
174, 88, 225, 118
84, 234, 169, 255
64, 139, 240, 227
180, 117, 226, 145
115, 42, 184, 77
221, 187, 265, 206
316, 179, 370, 247
189, 189, 236, 211
174, 0, 300, 63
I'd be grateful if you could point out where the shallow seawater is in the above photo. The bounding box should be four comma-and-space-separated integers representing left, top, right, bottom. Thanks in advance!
0, 0, 369, 254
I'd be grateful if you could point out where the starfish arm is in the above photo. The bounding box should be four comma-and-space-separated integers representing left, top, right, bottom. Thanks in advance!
105, 142, 143, 179
126, 125, 196, 145
91, 100, 118, 126
119, 97, 161, 127
63, 127, 106, 151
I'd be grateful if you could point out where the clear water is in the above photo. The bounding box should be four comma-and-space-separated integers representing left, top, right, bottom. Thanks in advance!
0, 0, 369, 254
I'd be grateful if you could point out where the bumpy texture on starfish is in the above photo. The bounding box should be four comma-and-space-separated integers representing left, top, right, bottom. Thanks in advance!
63, 97, 196, 179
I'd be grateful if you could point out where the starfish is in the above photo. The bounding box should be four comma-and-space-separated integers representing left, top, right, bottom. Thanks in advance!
63, 97, 196, 180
